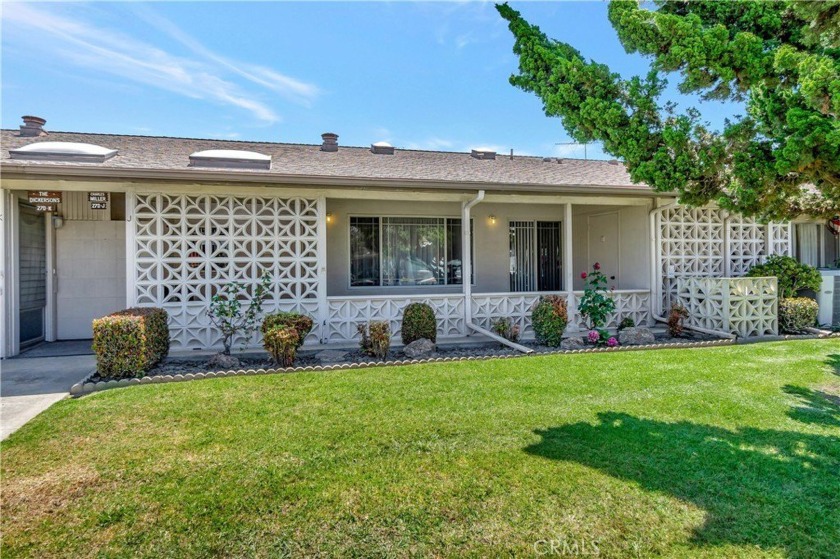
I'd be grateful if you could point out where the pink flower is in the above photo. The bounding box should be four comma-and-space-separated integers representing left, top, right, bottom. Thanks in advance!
607, 337, 618, 347
581, 272, 588, 280
588, 330, 600, 343
593, 262, 601, 270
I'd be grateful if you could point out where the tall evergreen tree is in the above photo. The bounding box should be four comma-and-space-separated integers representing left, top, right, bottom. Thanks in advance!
497, 1, 839, 220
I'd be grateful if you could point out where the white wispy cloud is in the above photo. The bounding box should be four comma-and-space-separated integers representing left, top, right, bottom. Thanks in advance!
1, 3, 320, 123
404, 137, 455, 151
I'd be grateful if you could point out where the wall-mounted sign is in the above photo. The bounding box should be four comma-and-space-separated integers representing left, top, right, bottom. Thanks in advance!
88, 191, 109, 210
28, 191, 61, 212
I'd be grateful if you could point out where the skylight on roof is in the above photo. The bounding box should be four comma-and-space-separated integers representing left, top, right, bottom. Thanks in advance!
9, 141, 118, 163
189, 149, 271, 170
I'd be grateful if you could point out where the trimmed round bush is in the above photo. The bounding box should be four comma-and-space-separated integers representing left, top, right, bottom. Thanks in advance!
779, 297, 819, 333
263, 326, 300, 367
746, 255, 822, 298
401, 303, 437, 344
261, 312, 313, 349
531, 295, 568, 347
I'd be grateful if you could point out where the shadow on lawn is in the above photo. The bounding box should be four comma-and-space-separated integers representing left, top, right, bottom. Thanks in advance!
828, 354, 840, 376
524, 412, 840, 558
783, 385, 840, 427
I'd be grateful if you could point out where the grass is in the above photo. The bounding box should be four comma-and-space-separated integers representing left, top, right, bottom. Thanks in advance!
2, 340, 839, 558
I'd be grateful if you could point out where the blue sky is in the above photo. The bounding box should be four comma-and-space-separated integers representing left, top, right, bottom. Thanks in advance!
1, 1, 742, 160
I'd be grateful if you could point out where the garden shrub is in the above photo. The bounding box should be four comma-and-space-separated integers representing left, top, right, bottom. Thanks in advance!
778, 297, 818, 333
618, 317, 635, 330
578, 263, 616, 329
92, 307, 169, 378
261, 312, 314, 349
357, 320, 391, 359
263, 326, 300, 367
531, 295, 568, 347
491, 317, 521, 343
401, 303, 437, 344
746, 255, 822, 298
667, 304, 689, 337
208, 274, 271, 355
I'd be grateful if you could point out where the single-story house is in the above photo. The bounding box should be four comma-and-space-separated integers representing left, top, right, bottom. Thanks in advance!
1, 116, 838, 357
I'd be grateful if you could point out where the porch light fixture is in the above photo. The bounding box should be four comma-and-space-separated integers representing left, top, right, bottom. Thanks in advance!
326, 212, 334, 223
489, 215, 496, 224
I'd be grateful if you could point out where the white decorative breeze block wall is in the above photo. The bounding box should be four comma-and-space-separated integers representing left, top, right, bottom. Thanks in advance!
676, 277, 778, 338
325, 295, 464, 343
132, 194, 320, 350
659, 207, 790, 311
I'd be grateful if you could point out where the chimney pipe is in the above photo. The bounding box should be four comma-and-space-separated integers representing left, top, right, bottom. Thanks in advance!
320, 132, 338, 152
20, 115, 46, 137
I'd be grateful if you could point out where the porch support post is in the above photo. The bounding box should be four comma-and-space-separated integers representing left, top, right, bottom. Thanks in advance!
563, 202, 578, 333
316, 195, 328, 343
462, 190, 484, 333
125, 191, 137, 308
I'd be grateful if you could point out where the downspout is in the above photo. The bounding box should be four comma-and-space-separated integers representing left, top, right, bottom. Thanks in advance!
648, 200, 736, 340
461, 190, 533, 354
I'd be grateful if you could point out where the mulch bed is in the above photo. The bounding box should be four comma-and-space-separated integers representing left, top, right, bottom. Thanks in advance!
89, 330, 721, 382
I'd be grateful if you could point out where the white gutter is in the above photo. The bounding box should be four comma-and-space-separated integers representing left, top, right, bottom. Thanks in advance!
462, 190, 484, 326
461, 191, 533, 354
648, 200, 736, 340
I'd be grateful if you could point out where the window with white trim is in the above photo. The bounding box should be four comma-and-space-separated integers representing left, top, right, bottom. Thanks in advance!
349, 217, 473, 287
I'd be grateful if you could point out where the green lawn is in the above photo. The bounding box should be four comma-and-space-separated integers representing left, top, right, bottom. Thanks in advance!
2, 341, 839, 558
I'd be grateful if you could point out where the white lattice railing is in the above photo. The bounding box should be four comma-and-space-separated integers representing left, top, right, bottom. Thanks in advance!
471, 292, 551, 337
326, 289, 653, 344
325, 294, 465, 343
676, 277, 778, 338
571, 290, 653, 330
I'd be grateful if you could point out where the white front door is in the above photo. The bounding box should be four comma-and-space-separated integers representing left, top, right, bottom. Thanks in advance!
587, 211, 620, 289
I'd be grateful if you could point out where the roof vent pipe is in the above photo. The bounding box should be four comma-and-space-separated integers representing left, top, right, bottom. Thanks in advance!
320, 132, 338, 152
371, 141, 395, 155
20, 115, 47, 137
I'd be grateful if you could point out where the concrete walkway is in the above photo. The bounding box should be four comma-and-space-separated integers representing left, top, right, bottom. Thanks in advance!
1, 354, 94, 440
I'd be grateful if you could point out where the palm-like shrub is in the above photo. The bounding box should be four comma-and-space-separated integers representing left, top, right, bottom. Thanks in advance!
263, 326, 300, 367
358, 320, 391, 359
261, 312, 313, 349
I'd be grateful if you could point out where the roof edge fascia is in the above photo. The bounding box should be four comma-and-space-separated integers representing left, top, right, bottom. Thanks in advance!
0, 162, 667, 197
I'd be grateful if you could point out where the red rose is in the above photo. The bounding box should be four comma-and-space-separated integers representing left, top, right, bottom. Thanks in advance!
593, 262, 601, 270
581, 272, 588, 279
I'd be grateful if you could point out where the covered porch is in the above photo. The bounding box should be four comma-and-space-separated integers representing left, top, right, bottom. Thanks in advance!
322, 191, 653, 344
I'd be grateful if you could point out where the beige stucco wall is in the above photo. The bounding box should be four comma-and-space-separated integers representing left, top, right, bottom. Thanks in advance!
325, 198, 651, 297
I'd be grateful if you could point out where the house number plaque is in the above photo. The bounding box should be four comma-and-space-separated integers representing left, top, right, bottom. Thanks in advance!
89, 192, 109, 210
27, 190, 61, 212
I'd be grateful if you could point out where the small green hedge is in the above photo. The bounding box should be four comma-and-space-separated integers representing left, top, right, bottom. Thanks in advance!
402, 303, 437, 344
261, 312, 313, 349
779, 297, 818, 333
531, 295, 568, 347
92, 308, 169, 378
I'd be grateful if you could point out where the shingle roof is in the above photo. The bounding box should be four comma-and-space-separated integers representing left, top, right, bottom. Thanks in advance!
1, 129, 649, 191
